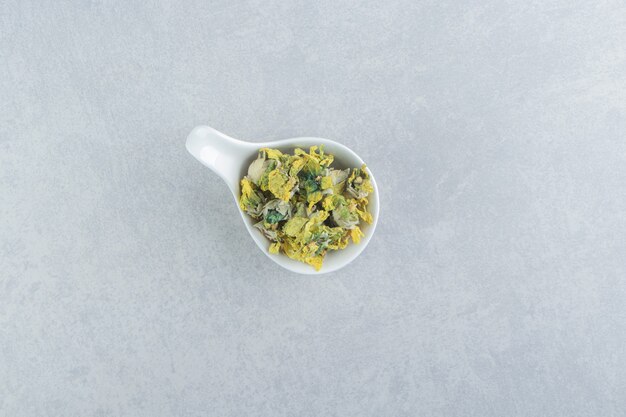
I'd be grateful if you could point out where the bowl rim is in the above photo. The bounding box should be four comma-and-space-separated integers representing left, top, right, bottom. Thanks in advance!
233, 137, 379, 275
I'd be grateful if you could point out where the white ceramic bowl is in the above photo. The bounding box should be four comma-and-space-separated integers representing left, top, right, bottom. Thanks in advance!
186, 125, 379, 274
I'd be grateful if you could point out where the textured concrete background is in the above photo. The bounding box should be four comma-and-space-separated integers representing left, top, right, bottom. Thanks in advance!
1, 1, 625, 416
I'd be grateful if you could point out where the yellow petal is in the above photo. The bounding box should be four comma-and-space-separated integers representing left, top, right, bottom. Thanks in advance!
350, 226, 364, 244
307, 191, 323, 210
269, 242, 281, 254
268, 170, 295, 201
240, 178, 254, 196
322, 195, 336, 211
282, 217, 308, 237
357, 209, 373, 224
260, 148, 283, 159
289, 158, 306, 177
305, 255, 323, 271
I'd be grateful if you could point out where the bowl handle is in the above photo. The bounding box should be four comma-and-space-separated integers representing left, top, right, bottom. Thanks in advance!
185, 125, 255, 193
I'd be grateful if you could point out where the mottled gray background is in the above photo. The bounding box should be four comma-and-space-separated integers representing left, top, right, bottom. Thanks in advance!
1, 0, 625, 416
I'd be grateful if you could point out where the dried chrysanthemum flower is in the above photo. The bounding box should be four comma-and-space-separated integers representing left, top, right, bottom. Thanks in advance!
239, 146, 373, 271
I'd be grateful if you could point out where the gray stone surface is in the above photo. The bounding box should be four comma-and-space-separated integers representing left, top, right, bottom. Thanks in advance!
1, 1, 625, 416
